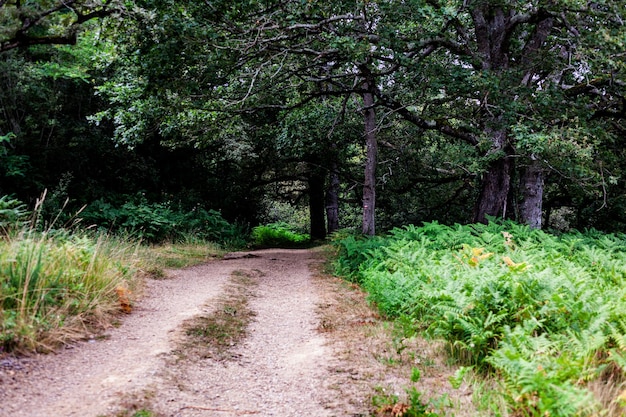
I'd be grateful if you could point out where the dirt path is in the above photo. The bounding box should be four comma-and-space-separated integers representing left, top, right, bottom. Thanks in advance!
0, 249, 367, 417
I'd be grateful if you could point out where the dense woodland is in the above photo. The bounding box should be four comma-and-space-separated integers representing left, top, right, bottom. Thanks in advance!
1, 0, 625, 237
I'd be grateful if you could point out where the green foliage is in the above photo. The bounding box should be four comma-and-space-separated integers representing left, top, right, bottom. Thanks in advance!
0, 1, 120, 52
410, 366, 421, 383
251, 222, 310, 248
372, 384, 442, 417
448, 366, 473, 390
79, 198, 246, 246
334, 221, 626, 416
0, 132, 28, 180
0, 229, 138, 352
331, 232, 387, 282
130, 411, 154, 417
404, 387, 441, 417
0, 195, 29, 230
258, 199, 310, 235
3, 0, 626, 238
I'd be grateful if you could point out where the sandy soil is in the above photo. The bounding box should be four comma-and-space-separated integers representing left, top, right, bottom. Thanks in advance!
0, 247, 474, 417
0, 249, 370, 417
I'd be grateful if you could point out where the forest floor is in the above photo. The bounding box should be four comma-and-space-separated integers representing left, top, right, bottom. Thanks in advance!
0, 248, 473, 417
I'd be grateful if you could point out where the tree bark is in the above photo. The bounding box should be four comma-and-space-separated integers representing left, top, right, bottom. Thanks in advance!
308, 168, 327, 240
325, 161, 340, 234
361, 71, 377, 236
519, 156, 544, 229
473, 128, 513, 224
471, 6, 513, 224
470, 5, 556, 227
474, 157, 514, 223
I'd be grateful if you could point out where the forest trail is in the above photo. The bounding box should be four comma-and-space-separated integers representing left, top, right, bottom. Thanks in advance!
0, 248, 370, 417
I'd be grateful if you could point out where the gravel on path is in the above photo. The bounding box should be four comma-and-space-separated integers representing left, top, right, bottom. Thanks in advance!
0, 249, 359, 417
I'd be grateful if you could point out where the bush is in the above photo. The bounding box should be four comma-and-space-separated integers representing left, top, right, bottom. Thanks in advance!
251, 222, 310, 248
79, 198, 246, 245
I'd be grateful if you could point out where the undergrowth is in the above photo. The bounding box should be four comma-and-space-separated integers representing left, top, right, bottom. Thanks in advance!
333, 221, 626, 416
80, 198, 247, 246
251, 222, 310, 248
0, 195, 29, 231
0, 194, 244, 354
0, 229, 139, 353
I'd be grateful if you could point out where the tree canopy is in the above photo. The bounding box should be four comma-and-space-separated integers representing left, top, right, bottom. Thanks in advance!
1, 0, 625, 235
0, 0, 125, 52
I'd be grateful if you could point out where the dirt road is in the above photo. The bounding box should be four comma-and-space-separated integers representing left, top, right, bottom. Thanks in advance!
0, 249, 371, 417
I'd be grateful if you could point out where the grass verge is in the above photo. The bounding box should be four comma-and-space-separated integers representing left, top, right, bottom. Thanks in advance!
0, 230, 140, 353
136, 240, 226, 278
0, 229, 227, 355
312, 246, 477, 417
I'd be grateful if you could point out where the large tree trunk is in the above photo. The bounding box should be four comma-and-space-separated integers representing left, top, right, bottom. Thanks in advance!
470, 5, 555, 227
519, 156, 544, 229
361, 73, 377, 236
471, 6, 514, 224
474, 157, 514, 223
325, 161, 340, 234
473, 129, 514, 224
308, 168, 327, 240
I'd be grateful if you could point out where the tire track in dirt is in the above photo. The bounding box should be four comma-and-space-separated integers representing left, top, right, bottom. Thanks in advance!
149, 249, 333, 416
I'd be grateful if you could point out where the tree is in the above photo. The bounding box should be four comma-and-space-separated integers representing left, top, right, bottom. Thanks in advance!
202, 0, 387, 235
369, 0, 625, 228
101, 0, 389, 234
149, 0, 462, 235
98, 0, 626, 233
0, 0, 124, 52
276, 97, 363, 237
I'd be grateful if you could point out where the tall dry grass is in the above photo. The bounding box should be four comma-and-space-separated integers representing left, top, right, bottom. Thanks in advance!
0, 229, 140, 353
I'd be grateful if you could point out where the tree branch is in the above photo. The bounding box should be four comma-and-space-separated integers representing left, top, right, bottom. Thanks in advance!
1, 1, 115, 52
376, 92, 479, 146
1, 34, 77, 52
520, 11, 555, 85
564, 77, 612, 97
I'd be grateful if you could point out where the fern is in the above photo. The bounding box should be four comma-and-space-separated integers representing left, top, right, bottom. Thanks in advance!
0, 195, 29, 231
490, 324, 601, 416
333, 220, 626, 416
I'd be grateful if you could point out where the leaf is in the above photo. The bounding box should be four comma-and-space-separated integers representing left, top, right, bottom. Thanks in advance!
503, 256, 528, 272
449, 366, 473, 389
115, 286, 132, 314
410, 366, 421, 382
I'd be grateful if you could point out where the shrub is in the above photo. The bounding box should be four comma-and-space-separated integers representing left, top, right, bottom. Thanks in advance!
79, 198, 246, 245
251, 222, 310, 248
